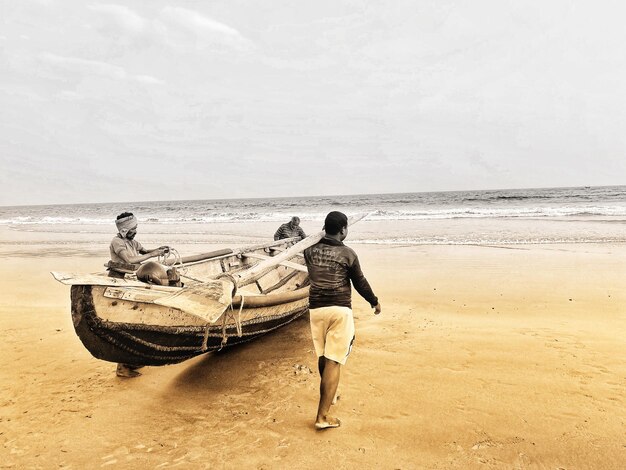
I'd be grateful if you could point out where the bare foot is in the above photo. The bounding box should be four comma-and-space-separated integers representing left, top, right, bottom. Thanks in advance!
315, 416, 341, 430
331, 394, 340, 405
116, 364, 142, 378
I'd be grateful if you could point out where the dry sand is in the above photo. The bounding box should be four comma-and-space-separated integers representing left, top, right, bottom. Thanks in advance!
1, 228, 625, 469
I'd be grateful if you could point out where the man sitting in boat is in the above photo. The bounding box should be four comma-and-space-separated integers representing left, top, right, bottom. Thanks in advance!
109, 212, 169, 378
108, 212, 169, 278
274, 216, 306, 241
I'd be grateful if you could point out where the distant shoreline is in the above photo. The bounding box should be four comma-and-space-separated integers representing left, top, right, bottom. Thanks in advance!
1, 184, 625, 209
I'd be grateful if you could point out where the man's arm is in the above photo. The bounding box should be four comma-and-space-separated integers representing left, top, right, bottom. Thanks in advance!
116, 248, 166, 264
347, 256, 379, 308
139, 245, 169, 255
297, 227, 307, 239
274, 225, 285, 241
112, 240, 167, 264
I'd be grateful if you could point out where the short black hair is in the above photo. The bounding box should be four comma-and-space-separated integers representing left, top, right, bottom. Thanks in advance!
117, 212, 134, 220
323, 211, 347, 235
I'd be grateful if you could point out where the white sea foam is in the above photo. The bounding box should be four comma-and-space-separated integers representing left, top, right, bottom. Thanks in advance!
2, 205, 626, 225
1, 187, 625, 248
354, 237, 626, 245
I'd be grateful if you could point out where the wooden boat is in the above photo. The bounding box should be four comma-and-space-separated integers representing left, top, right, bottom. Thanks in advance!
52, 238, 310, 366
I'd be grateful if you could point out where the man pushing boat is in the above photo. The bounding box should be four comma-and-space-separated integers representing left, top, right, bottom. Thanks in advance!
304, 211, 381, 429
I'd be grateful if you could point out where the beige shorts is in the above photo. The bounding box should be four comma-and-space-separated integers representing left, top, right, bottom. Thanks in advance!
309, 306, 355, 365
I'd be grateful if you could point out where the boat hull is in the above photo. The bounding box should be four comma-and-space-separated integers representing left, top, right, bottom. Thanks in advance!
71, 285, 309, 366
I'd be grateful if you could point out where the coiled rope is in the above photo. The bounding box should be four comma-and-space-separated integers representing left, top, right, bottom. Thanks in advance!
158, 247, 182, 267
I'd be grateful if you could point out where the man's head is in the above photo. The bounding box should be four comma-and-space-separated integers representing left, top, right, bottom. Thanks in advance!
289, 216, 300, 228
116, 212, 138, 240
323, 211, 348, 240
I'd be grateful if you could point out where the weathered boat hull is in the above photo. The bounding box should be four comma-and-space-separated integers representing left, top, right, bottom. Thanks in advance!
56, 238, 311, 366
71, 284, 308, 366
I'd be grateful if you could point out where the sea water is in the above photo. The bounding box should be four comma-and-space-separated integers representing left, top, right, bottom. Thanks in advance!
1, 186, 625, 246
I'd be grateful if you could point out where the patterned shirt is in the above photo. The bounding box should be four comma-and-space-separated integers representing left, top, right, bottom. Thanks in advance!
274, 223, 306, 241
304, 237, 378, 309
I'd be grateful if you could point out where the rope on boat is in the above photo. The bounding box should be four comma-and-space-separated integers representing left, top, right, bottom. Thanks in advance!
205, 272, 241, 352
215, 272, 238, 297
158, 247, 182, 266
235, 296, 244, 337
157, 247, 191, 278
201, 325, 210, 352
215, 271, 242, 349
219, 295, 245, 350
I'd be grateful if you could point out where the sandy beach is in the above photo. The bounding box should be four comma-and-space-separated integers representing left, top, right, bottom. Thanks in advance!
1, 222, 625, 469
3, 0, 626, 466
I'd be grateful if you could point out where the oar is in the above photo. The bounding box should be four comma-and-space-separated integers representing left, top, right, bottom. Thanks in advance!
153, 213, 368, 323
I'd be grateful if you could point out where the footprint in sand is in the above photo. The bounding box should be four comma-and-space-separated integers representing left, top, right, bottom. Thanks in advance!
292, 364, 313, 375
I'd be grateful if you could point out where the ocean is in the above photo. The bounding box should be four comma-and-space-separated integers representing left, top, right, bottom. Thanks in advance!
1, 186, 626, 247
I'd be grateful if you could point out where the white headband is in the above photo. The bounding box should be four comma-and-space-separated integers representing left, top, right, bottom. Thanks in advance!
115, 215, 137, 237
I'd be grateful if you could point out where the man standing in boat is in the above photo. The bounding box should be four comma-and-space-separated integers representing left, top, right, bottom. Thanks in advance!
274, 216, 306, 241
109, 212, 169, 378
304, 211, 381, 429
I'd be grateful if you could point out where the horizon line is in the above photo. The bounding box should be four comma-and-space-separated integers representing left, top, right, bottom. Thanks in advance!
1, 183, 624, 210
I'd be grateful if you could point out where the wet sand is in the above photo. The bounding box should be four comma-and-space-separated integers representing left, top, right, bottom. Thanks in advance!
1, 225, 625, 469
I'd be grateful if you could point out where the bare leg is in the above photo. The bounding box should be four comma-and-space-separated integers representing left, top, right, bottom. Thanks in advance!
315, 357, 341, 429
318, 356, 339, 405
318, 355, 326, 376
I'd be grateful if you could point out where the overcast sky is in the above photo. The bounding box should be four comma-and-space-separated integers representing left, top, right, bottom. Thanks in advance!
1, 0, 625, 205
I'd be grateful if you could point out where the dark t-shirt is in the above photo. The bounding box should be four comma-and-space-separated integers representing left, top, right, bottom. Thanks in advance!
304, 237, 378, 309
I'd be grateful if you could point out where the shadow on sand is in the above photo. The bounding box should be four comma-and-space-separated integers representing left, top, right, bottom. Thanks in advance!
160, 314, 312, 397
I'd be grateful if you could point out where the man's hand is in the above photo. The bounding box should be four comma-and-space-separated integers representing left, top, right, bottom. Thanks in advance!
373, 303, 382, 315
152, 247, 168, 257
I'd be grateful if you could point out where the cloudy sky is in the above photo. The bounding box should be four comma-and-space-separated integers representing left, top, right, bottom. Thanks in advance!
1, 0, 625, 205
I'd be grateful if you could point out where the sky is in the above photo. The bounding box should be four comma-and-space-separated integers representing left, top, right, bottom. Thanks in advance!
1, 0, 625, 206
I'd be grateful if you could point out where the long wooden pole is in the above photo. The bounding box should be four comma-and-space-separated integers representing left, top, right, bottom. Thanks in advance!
166, 238, 301, 265
233, 213, 368, 286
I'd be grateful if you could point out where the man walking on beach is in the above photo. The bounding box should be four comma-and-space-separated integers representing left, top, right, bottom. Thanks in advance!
304, 211, 381, 429
274, 216, 306, 241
